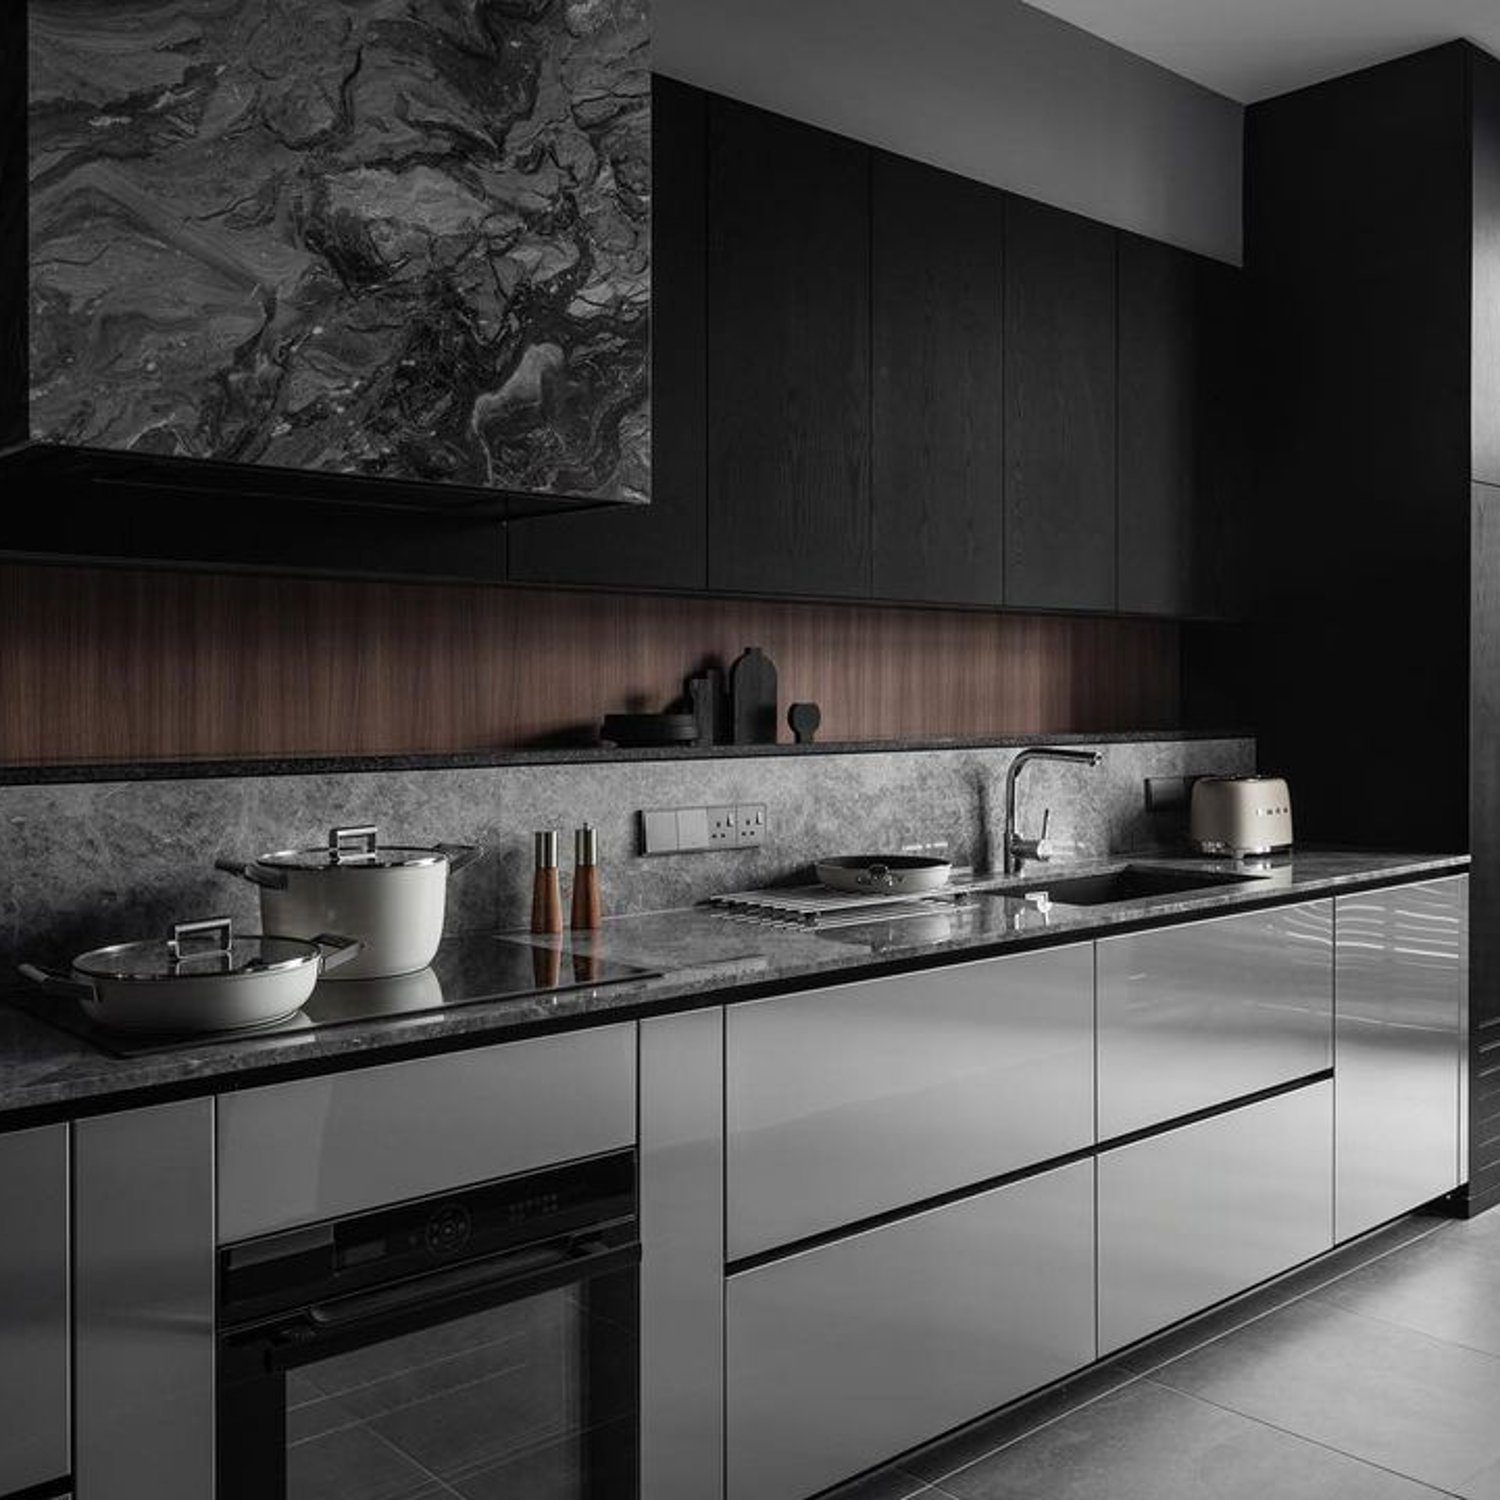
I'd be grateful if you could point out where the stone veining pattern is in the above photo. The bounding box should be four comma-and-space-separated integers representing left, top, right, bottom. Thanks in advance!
28, 0, 650, 501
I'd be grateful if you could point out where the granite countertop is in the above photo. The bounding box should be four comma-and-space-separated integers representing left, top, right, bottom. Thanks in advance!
0, 849, 1468, 1127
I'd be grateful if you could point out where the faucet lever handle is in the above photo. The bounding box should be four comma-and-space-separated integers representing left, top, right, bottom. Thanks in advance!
1033, 807, 1054, 862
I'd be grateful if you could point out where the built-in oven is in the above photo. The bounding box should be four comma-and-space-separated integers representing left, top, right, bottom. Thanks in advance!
217, 1149, 639, 1500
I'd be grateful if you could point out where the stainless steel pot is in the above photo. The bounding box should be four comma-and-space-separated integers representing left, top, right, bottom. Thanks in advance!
216, 826, 482, 980
20, 917, 360, 1034
815, 855, 954, 895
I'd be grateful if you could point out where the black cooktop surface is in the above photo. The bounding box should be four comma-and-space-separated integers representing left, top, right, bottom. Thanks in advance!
16, 934, 659, 1058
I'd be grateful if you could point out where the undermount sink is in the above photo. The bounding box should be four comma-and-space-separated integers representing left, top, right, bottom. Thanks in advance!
1007, 865, 1265, 908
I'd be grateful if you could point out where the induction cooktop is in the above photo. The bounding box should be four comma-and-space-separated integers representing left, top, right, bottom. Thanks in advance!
14, 933, 659, 1058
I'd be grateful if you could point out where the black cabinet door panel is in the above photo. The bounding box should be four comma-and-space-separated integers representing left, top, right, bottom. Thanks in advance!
1118, 236, 1246, 618
509, 76, 707, 590
872, 154, 1005, 606
706, 98, 871, 598
1003, 198, 1116, 612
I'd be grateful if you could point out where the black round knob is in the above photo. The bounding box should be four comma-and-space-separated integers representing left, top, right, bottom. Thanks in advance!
425, 1203, 472, 1256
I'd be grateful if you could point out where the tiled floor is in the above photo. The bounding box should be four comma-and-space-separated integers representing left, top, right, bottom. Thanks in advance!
829, 1207, 1500, 1500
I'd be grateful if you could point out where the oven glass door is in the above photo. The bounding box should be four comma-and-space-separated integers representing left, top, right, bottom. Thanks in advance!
220, 1248, 637, 1500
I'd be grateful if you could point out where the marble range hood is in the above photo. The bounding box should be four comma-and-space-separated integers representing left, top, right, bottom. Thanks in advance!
9, 0, 651, 518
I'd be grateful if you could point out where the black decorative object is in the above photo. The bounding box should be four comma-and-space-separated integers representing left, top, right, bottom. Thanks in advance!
600, 713, 699, 749
730, 647, 778, 745
24, 0, 650, 506
788, 702, 822, 745
687, 668, 727, 747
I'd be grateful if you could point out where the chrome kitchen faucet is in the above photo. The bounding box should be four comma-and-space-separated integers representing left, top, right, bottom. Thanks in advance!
1002, 747, 1103, 876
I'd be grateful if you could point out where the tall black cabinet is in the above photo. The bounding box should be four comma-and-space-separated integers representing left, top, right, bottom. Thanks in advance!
1118, 235, 1247, 619
870, 153, 1005, 607
705, 98, 872, 599
1003, 199, 1118, 612
1241, 40, 1500, 1212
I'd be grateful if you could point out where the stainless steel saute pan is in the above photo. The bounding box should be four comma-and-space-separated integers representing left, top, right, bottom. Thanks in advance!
20, 917, 360, 1033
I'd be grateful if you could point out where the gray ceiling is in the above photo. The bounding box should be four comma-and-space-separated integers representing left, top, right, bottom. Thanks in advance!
1022, 0, 1500, 102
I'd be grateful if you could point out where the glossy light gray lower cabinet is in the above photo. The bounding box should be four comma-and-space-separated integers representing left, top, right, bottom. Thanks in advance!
1097, 900, 1333, 1138
1335, 876, 1467, 1242
75, 1099, 215, 1500
640, 1009, 725, 1500
726, 944, 1094, 1258
217, 1024, 635, 1241
0, 1124, 69, 1496
726, 1160, 1095, 1500
1097, 1081, 1333, 1353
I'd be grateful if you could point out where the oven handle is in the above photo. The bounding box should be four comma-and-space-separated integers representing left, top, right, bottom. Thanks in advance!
250, 1232, 639, 1369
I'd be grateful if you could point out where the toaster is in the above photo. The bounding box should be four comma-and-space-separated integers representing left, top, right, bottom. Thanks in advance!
1190, 776, 1293, 856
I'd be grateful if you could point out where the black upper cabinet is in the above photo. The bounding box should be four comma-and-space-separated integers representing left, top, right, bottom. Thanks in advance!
706, 98, 872, 599
1117, 236, 1247, 618
871, 154, 1005, 606
509, 77, 708, 591
1003, 198, 1118, 612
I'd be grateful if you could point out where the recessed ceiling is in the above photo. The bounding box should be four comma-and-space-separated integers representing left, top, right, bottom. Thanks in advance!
1022, 0, 1500, 102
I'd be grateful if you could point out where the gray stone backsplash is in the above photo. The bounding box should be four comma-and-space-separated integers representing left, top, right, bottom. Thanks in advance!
0, 737, 1252, 971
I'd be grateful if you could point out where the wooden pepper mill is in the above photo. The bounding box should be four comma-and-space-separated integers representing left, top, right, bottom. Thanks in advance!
571, 824, 603, 931
530, 829, 564, 934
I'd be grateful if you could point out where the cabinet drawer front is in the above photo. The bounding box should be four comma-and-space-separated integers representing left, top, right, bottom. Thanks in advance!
0, 1124, 69, 1496
217, 1025, 636, 1242
727, 944, 1094, 1259
1098, 1082, 1333, 1353
727, 1161, 1095, 1500
1335, 876, 1466, 1241
1098, 901, 1333, 1137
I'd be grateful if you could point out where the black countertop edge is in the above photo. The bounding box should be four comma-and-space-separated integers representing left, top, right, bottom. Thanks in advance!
0, 728, 1255, 787
0, 852, 1468, 1132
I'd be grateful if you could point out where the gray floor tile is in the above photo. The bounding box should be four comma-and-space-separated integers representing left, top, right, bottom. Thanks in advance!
902, 1362, 1138, 1483
1147, 1295, 1500, 1492
932, 1378, 1448, 1500
1116, 1212, 1452, 1377
816, 1466, 936, 1500
1314, 1220, 1500, 1358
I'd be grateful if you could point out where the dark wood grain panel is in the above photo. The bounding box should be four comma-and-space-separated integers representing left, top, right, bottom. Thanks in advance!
508, 75, 709, 590
706, 96, 872, 598
871, 152, 1005, 606
0, 563, 1182, 766
1004, 197, 1117, 612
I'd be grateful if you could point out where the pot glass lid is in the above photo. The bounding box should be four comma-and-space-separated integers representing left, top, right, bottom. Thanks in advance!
259, 825, 454, 870
74, 918, 319, 981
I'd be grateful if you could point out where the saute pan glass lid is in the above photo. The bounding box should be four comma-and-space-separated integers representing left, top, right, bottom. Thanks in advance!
73, 917, 324, 981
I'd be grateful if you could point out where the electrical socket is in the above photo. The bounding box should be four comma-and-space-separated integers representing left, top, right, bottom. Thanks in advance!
638, 803, 771, 855
736, 804, 767, 846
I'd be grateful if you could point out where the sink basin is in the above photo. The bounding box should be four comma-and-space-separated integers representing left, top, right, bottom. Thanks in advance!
1008, 865, 1264, 908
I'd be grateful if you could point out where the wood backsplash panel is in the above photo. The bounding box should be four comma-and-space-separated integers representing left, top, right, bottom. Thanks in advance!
0, 563, 1181, 765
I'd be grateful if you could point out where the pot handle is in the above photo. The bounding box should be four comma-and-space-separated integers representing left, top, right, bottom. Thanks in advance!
435, 842, 484, 874
18, 964, 95, 1002
330, 826, 379, 864
310, 934, 363, 973
215, 858, 289, 892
